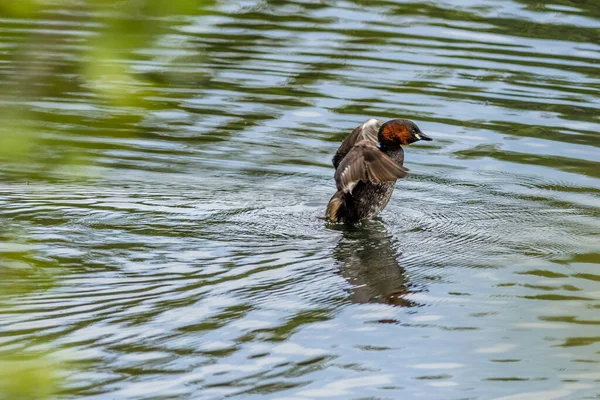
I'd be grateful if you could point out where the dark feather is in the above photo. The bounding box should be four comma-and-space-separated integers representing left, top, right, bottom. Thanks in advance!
332, 119, 384, 169
334, 140, 408, 194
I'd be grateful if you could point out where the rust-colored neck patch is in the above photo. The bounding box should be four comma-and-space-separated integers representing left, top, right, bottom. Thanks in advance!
379, 121, 412, 147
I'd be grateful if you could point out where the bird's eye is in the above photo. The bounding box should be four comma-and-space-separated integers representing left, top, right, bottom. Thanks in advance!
412, 129, 417, 134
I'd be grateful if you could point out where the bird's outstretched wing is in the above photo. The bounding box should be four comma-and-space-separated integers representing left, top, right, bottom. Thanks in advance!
335, 140, 409, 194
332, 118, 385, 169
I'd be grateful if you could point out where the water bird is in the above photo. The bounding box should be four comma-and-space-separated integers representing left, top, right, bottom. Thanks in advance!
326, 118, 432, 223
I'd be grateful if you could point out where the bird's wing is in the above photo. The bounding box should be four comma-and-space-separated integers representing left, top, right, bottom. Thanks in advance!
353, 118, 384, 144
332, 119, 385, 169
334, 140, 409, 194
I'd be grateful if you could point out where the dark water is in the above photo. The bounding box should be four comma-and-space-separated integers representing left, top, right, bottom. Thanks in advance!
1, 0, 599, 399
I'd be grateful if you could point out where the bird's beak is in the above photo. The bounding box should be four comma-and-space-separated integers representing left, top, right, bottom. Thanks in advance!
415, 131, 432, 141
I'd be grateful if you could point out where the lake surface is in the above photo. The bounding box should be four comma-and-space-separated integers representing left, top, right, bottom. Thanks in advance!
1, 0, 599, 399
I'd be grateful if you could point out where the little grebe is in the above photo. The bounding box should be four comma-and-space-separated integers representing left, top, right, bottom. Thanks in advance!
326, 118, 432, 223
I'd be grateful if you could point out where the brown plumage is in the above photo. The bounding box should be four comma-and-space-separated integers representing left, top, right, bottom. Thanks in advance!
326, 118, 432, 223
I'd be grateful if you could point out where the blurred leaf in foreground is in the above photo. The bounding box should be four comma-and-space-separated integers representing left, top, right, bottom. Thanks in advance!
0, 354, 59, 400
0, 0, 213, 180
0, 1, 214, 398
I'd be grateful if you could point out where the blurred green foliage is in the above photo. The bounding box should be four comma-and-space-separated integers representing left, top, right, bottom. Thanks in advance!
0, 355, 57, 400
0, 0, 212, 176
0, 1, 213, 398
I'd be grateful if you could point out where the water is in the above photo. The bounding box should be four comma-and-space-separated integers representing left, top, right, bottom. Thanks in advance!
1, 1, 599, 399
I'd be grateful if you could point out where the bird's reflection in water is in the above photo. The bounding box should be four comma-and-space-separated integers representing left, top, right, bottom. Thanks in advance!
331, 220, 417, 307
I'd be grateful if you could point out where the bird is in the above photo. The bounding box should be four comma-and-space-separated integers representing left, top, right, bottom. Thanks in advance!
325, 118, 432, 223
